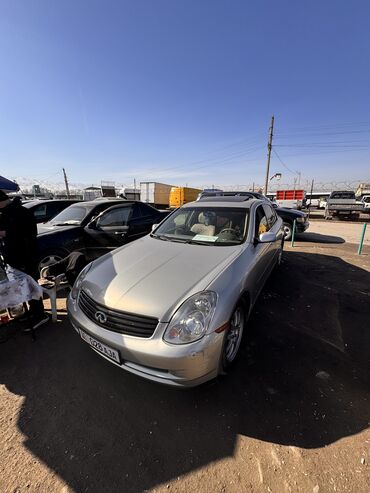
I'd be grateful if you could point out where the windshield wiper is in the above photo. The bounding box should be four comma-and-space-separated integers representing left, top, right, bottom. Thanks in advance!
150, 234, 171, 241
186, 239, 213, 245
151, 234, 190, 243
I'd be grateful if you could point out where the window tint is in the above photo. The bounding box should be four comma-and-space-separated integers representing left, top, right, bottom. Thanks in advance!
138, 203, 153, 217
48, 202, 66, 215
263, 204, 277, 228
98, 207, 132, 227
255, 205, 270, 237
33, 204, 47, 218
129, 204, 142, 220
330, 192, 355, 200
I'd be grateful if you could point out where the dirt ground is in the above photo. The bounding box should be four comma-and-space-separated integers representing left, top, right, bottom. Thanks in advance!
0, 237, 369, 493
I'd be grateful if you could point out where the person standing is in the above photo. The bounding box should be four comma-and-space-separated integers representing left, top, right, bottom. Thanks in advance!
0, 191, 48, 328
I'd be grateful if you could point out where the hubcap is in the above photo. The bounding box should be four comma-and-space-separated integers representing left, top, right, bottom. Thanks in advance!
283, 225, 291, 238
224, 307, 244, 363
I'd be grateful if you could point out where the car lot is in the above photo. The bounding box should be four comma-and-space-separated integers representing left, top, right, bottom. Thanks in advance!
0, 235, 369, 493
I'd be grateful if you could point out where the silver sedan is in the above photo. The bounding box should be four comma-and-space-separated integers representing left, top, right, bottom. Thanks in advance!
68, 197, 284, 387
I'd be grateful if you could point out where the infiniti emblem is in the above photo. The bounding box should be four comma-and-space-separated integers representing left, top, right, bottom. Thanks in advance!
95, 311, 107, 324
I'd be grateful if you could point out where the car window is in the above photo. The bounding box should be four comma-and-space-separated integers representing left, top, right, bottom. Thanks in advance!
255, 205, 270, 237
128, 203, 142, 220
138, 203, 155, 217
263, 204, 277, 229
153, 207, 249, 246
33, 204, 47, 218
47, 202, 67, 215
98, 207, 132, 227
330, 192, 355, 199
50, 205, 89, 225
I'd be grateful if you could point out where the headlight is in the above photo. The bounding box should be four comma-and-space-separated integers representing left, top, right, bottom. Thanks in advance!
71, 262, 93, 299
163, 291, 217, 345
296, 217, 305, 223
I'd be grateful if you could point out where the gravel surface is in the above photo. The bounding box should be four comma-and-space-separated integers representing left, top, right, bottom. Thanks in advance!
0, 241, 369, 493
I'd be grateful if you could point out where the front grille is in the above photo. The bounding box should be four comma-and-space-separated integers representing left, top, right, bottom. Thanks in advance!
78, 290, 158, 338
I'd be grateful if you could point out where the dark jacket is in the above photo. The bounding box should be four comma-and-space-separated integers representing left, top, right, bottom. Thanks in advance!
0, 200, 38, 277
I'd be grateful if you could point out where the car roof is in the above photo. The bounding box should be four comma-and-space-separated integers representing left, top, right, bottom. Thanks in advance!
70, 199, 125, 209
182, 197, 260, 208
23, 199, 78, 207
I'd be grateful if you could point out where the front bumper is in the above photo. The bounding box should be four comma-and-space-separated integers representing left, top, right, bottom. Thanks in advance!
67, 295, 224, 388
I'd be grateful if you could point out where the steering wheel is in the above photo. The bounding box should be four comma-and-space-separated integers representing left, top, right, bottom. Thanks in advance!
218, 227, 239, 239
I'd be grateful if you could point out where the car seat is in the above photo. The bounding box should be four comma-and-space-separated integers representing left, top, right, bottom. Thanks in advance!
190, 212, 216, 236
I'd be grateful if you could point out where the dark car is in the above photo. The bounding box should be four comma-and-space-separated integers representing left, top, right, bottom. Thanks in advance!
23, 199, 80, 223
198, 191, 309, 240
36, 200, 169, 271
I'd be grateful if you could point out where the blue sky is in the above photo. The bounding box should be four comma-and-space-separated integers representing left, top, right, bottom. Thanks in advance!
0, 0, 369, 190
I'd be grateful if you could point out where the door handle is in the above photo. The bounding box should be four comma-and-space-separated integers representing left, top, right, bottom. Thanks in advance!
114, 231, 127, 236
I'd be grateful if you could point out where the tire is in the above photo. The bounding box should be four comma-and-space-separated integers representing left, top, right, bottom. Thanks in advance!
283, 222, 292, 241
38, 249, 68, 273
221, 302, 246, 371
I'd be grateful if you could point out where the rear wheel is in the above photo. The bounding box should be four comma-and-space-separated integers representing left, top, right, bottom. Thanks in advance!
221, 303, 246, 370
283, 222, 292, 240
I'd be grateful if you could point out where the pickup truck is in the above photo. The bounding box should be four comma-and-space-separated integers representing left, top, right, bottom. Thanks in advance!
325, 191, 363, 220
361, 195, 370, 214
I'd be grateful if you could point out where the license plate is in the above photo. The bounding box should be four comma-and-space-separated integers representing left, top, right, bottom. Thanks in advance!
80, 329, 121, 364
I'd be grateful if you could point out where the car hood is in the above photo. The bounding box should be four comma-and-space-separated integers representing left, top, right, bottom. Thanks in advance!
277, 207, 306, 217
37, 223, 79, 236
82, 235, 242, 322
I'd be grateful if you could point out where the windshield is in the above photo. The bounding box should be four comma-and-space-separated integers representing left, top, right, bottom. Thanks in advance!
152, 207, 249, 246
330, 192, 355, 200
49, 205, 89, 225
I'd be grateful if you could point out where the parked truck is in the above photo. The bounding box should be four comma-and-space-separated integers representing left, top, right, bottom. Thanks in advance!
169, 186, 202, 208
361, 195, 370, 214
140, 182, 173, 208
325, 191, 363, 220
275, 189, 306, 209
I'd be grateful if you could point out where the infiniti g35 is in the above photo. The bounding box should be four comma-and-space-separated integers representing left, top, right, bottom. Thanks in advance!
68, 197, 284, 387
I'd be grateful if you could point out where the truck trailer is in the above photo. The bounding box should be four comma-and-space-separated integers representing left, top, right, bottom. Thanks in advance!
169, 186, 202, 208
140, 182, 173, 208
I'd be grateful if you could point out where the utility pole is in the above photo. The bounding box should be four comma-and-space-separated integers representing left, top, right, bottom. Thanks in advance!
62, 168, 70, 198
307, 178, 314, 219
264, 115, 274, 196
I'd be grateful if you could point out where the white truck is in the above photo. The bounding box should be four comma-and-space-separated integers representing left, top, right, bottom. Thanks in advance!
361, 195, 370, 214
325, 191, 363, 220
140, 182, 174, 208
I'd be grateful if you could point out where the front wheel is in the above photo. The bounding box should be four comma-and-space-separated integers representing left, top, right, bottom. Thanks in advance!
38, 250, 67, 273
221, 304, 246, 370
283, 222, 292, 240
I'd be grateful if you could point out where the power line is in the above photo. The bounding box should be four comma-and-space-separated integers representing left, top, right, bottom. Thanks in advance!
272, 148, 299, 176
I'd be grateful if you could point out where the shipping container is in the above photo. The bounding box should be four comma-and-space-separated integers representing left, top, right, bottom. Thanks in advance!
169, 187, 202, 208
140, 182, 173, 208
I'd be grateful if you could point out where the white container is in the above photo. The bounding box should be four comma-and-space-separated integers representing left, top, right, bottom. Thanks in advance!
140, 182, 173, 207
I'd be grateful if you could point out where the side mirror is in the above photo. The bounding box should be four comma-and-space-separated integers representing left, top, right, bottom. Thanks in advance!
259, 231, 277, 243
152, 224, 158, 231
